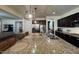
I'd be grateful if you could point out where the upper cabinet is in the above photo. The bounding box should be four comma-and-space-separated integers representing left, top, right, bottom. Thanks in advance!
58, 12, 79, 27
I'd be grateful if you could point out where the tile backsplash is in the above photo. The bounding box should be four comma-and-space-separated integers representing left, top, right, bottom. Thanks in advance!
59, 27, 79, 34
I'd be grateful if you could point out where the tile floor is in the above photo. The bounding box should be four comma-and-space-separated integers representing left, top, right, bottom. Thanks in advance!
3, 33, 79, 54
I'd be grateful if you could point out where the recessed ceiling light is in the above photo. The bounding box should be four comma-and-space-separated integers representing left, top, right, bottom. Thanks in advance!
52, 12, 55, 14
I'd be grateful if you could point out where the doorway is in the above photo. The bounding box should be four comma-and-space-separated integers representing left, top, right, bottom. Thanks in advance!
32, 20, 46, 33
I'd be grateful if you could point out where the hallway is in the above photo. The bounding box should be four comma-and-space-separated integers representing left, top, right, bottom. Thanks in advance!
3, 33, 79, 54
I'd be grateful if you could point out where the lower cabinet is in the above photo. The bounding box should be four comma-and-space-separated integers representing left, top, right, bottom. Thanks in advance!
56, 31, 79, 47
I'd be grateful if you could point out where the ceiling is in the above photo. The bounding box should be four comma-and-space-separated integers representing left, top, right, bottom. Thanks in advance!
2, 5, 79, 18
7, 5, 26, 17
0, 9, 20, 19
31, 5, 79, 17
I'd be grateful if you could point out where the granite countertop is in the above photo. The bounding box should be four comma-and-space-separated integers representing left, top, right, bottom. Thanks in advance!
3, 33, 79, 54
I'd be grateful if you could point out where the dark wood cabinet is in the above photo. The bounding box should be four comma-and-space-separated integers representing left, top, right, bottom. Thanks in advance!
58, 12, 79, 27
56, 31, 79, 47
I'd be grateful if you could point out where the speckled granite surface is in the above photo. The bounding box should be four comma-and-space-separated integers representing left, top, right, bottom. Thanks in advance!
3, 33, 79, 54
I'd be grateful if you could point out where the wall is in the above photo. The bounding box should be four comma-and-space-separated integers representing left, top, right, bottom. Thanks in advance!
1, 19, 23, 33
1, 18, 32, 34
23, 19, 32, 34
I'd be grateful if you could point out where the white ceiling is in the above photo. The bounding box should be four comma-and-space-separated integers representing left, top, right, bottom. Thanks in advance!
0, 9, 20, 19
2, 5, 79, 18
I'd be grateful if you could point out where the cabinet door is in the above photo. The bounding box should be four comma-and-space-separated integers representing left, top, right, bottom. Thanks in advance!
58, 13, 79, 27
58, 19, 64, 27
73, 37, 79, 47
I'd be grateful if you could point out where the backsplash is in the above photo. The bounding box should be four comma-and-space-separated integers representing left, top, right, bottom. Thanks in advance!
59, 27, 79, 34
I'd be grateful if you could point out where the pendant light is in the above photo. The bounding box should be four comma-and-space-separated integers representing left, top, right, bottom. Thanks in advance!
24, 5, 33, 19
34, 8, 37, 24
28, 5, 33, 18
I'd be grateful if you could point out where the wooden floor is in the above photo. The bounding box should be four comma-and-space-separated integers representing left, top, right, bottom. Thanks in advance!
3, 33, 79, 54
